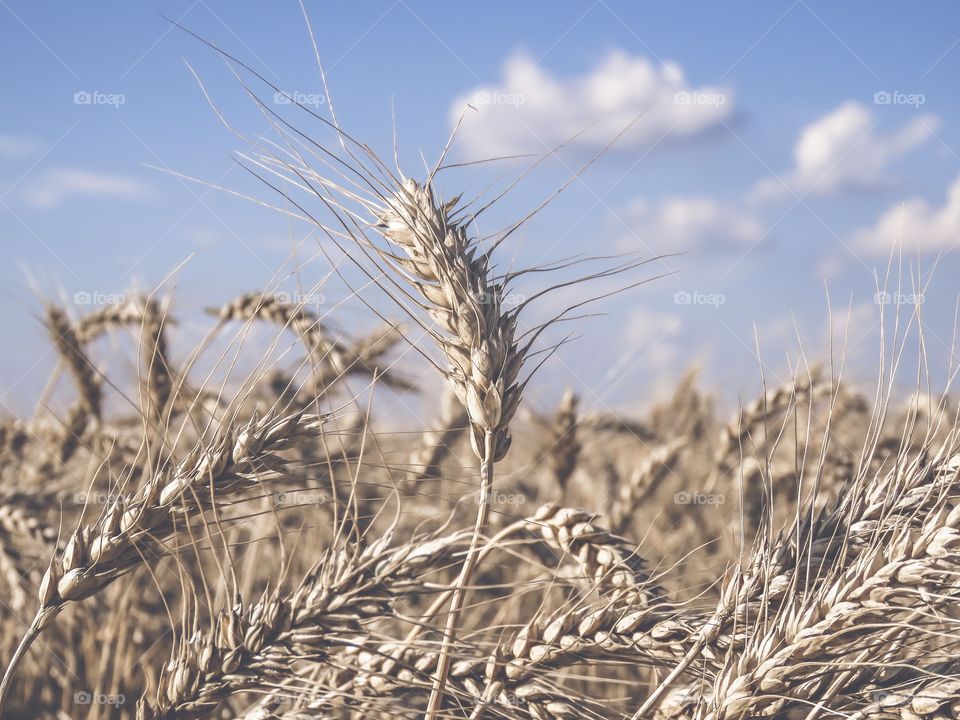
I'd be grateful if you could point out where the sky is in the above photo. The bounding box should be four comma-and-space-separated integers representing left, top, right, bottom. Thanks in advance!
2, 1, 960, 420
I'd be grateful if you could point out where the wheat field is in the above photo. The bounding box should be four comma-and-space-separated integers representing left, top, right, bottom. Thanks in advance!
2, 19, 960, 720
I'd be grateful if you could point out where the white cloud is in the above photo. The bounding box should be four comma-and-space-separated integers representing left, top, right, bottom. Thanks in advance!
0, 134, 42, 157
852, 174, 960, 256
451, 51, 733, 157
751, 102, 938, 202
621, 196, 764, 251
23, 167, 150, 208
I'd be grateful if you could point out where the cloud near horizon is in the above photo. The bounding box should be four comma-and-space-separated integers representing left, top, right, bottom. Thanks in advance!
451, 50, 733, 157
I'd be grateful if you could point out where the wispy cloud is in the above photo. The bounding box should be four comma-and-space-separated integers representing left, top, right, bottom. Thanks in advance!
852, 174, 960, 256
621, 196, 764, 252
450, 50, 733, 157
22, 166, 150, 208
751, 101, 938, 202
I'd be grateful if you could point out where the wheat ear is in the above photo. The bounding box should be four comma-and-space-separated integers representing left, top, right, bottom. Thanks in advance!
529, 503, 666, 603
47, 305, 101, 420
706, 368, 824, 492
300, 596, 702, 719
545, 389, 580, 497
77, 295, 175, 422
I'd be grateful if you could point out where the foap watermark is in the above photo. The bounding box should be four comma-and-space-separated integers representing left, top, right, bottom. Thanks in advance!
73, 290, 126, 306
674, 490, 725, 506
673, 290, 725, 308
874, 290, 924, 306
476, 291, 526, 309
674, 90, 726, 108
472, 90, 525, 107
273, 90, 326, 108
274, 290, 327, 307
873, 90, 925, 108
274, 490, 329, 507
74, 691, 125, 707
477, 691, 526, 710
482, 490, 526, 507
73, 491, 122, 506
74, 90, 125, 108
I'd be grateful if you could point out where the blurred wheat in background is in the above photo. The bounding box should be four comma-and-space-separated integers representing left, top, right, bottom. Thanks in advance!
2, 9, 960, 720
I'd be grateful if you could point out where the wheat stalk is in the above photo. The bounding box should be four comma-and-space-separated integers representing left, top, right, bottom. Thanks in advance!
370, 178, 533, 717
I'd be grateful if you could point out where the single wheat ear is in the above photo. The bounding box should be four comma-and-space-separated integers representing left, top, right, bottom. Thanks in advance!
371, 178, 550, 717
529, 503, 666, 603
377, 179, 525, 461
543, 388, 581, 497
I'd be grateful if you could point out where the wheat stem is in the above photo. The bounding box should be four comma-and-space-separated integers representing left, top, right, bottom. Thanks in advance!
425, 429, 495, 720
0, 613, 44, 715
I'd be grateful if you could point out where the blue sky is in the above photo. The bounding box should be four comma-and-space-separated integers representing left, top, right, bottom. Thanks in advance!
2, 1, 960, 417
